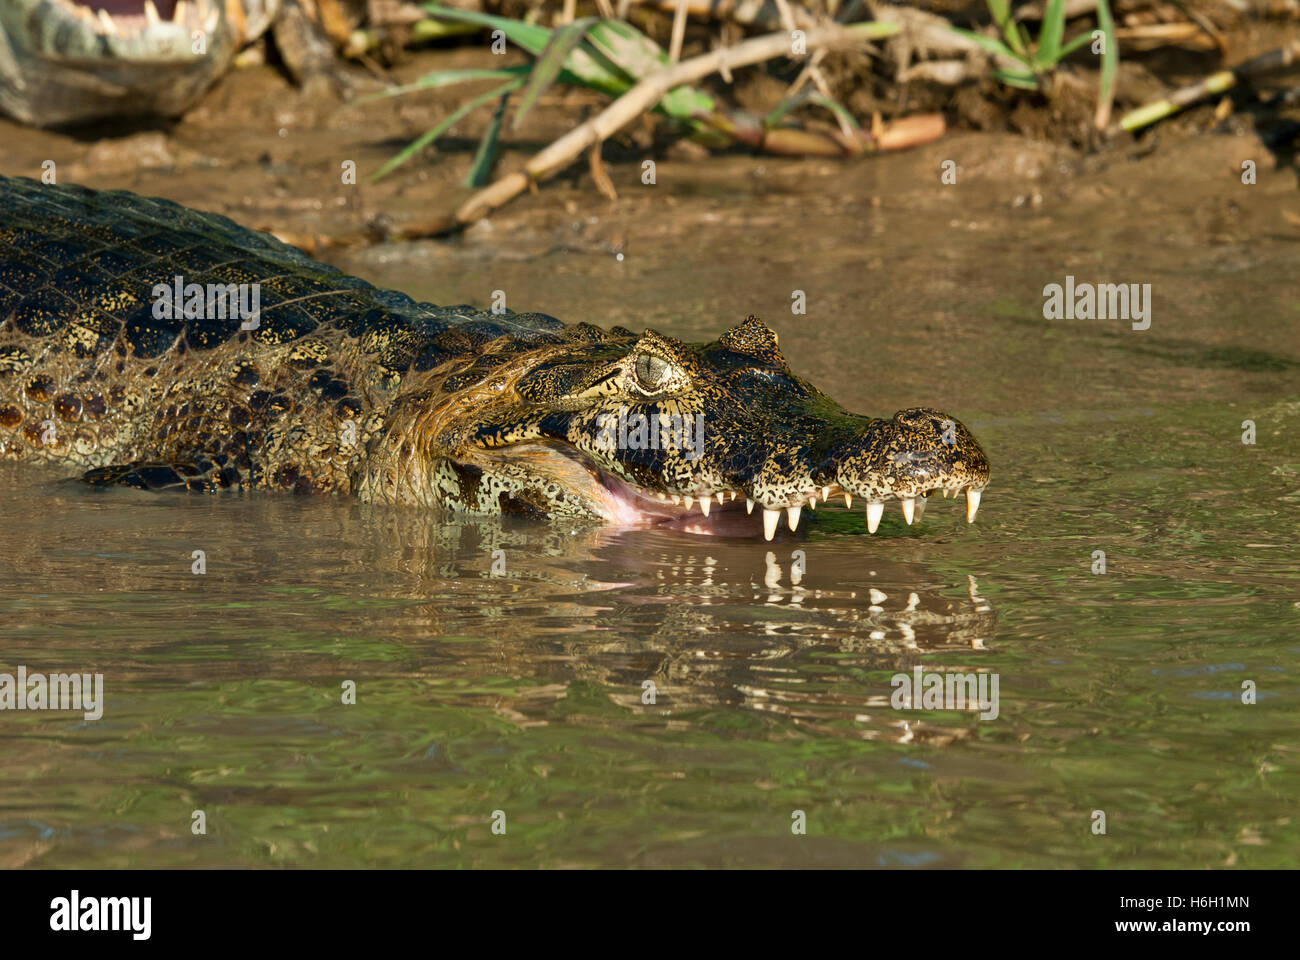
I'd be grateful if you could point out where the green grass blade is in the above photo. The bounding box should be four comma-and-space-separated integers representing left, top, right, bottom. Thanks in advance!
584, 18, 668, 79
950, 26, 1024, 65
1095, 0, 1118, 127
420, 4, 553, 55
514, 17, 600, 130
993, 68, 1041, 90
466, 90, 511, 187
1059, 30, 1093, 59
763, 90, 810, 128
370, 76, 524, 182
808, 93, 861, 131
987, 0, 1027, 57
342, 67, 531, 114
1036, 0, 1065, 69
422, 3, 627, 93
660, 86, 718, 118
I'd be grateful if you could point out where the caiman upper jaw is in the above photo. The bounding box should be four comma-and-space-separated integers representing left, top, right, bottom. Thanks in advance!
576, 406, 990, 541
829, 406, 990, 538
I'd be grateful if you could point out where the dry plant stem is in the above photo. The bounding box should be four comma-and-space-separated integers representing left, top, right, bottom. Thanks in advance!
714, 33, 734, 83
788, 46, 827, 97
1171, 1, 1227, 52
451, 22, 899, 227
588, 142, 619, 201
811, 66, 836, 102
773, 0, 798, 32
645, 0, 819, 30
669, 0, 688, 62
1113, 41, 1300, 135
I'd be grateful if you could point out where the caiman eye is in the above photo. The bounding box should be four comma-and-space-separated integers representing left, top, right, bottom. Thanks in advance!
633, 353, 669, 390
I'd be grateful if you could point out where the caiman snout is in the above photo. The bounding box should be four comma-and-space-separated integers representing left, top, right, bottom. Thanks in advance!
641, 406, 991, 541
831, 407, 991, 535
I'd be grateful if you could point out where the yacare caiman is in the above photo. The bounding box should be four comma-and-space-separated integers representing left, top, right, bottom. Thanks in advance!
0, 175, 991, 540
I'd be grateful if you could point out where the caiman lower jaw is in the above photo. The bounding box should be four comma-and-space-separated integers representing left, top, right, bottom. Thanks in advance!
594, 469, 988, 541
594, 472, 762, 536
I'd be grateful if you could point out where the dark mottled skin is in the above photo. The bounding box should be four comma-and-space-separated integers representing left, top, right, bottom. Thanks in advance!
0, 176, 991, 532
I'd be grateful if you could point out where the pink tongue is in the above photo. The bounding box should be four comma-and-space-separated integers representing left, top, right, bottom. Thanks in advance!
597, 486, 761, 536
79, 1, 180, 17
659, 511, 766, 537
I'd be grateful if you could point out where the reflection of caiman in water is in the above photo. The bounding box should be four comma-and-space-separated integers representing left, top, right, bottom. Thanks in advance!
563, 557, 998, 744
0, 176, 991, 543
366, 511, 998, 743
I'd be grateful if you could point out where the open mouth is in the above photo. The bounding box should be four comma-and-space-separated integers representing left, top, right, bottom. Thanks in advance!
52, 0, 219, 40
1, 0, 238, 124
588, 461, 987, 540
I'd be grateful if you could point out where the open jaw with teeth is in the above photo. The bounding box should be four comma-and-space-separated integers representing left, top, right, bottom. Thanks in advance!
363, 314, 991, 542
0, 1, 264, 125
590, 463, 987, 542
18, 0, 223, 49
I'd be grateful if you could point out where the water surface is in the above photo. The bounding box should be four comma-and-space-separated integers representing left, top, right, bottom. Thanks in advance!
2, 141, 1298, 867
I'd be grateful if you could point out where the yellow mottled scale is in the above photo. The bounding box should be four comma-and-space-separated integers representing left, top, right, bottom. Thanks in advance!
0, 175, 566, 496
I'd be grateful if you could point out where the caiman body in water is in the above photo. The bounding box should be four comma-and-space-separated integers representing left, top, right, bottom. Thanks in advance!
0, 175, 990, 539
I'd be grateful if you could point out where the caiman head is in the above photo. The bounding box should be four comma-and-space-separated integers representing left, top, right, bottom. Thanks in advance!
0, 0, 277, 126
358, 315, 990, 540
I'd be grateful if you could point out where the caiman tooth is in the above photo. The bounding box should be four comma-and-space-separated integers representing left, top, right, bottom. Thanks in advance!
866, 501, 884, 534
700, 496, 711, 517
671, 495, 681, 505
716, 492, 725, 505
144, 0, 161, 26
843, 492, 852, 509
98, 9, 118, 34
914, 496, 927, 524
822, 486, 831, 502
745, 498, 755, 514
204, 5, 219, 32
966, 488, 982, 523
762, 508, 780, 541
808, 496, 817, 509
786, 505, 802, 531
174, 0, 191, 23
901, 497, 915, 525
684, 496, 694, 510
729, 491, 736, 502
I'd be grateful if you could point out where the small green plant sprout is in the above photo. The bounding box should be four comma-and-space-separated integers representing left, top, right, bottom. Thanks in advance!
953, 0, 1116, 115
